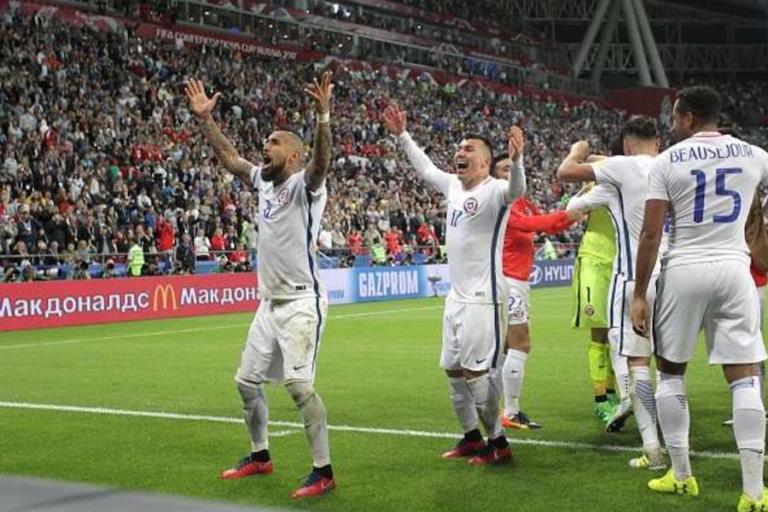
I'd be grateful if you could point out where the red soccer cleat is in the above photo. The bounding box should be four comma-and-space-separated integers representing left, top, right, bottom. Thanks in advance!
441, 438, 486, 459
467, 445, 513, 466
220, 456, 274, 479
290, 472, 337, 499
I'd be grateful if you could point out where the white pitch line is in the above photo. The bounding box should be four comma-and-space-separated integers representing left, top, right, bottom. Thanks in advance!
0, 292, 571, 352
0, 305, 443, 351
0, 401, 740, 461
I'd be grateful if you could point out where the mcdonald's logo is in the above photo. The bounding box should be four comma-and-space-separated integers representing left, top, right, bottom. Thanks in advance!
153, 284, 178, 312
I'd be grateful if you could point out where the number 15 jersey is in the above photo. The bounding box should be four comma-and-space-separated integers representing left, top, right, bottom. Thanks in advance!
648, 132, 768, 269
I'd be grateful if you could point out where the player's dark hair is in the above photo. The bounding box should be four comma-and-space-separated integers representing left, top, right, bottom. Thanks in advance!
622, 115, 658, 140
676, 86, 722, 125
610, 136, 624, 156
491, 152, 509, 178
463, 133, 494, 163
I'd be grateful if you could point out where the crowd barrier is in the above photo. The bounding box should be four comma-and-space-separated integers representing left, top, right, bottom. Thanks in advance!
0, 260, 574, 331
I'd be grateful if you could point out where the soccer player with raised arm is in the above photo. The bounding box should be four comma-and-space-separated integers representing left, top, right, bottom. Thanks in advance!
631, 86, 768, 511
493, 153, 580, 430
559, 116, 667, 471
186, 73, 337, 499
382, 104, 526, 465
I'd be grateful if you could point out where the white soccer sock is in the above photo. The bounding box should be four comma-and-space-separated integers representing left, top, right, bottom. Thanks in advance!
448, 376, 479, 433
502, 349, 528, 418
656, 373, 691, 480
629, 366, 660, 453
237, 381, 269, 453
468, 373, 503, 440
286, 382, 331, 467
608, 329, 631, 403
494, 351, 507, 389
731, 376, 766, 501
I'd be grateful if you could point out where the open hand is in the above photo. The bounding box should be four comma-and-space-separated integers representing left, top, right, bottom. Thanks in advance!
185, 78, 221, 119
509, 126, 524, 161
305, 71, 334, 115
382, 103, 407, 136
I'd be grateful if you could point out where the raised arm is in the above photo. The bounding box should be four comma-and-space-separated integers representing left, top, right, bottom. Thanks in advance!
506, 126, 527, 202
382, 103, 452, 194
557, 140, 596, 182
566, 183, 613, 213
185, 78, 254, 186
304, 71, 334, 191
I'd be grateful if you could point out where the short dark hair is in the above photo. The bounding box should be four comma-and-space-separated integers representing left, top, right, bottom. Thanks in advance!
610, 136, 624, 156
462, 133, 494, 162
622, 115, 658, 140
491, 152, 509, 177
676, 86, 722, 125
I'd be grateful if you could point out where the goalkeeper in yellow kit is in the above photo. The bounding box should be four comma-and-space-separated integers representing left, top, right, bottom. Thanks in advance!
571, 147, 621, 424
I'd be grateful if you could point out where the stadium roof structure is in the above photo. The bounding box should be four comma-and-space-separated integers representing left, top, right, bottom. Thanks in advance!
659, 0, 767, 19
510, 0, 768, 86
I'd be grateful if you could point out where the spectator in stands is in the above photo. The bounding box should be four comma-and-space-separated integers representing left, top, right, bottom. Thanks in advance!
20, 264, 37, 283
194, 228, 211, 261
319, 222, 334, 253
100, 259, 119, 279
3, 263, 20, 283
176, 233, 195, 274
384, 226, 403, 257
157, 217, 176, 262
69, 259, 91, 280
371, 238, 388, 266
347, 229, 364, 256
127, 236, 145, 277
242, 219, 258, 260
210, 228, 226, 256
229, 241, 248, 265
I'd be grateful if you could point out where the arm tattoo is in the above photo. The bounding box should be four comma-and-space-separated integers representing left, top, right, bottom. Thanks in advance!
199, 115, 252, 183
306, 120, 332, 190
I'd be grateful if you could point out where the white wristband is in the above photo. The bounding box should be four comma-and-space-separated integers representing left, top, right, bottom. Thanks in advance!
317, 112, 330, 124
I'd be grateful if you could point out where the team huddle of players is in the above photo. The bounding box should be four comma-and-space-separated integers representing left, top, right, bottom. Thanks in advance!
188, 73, 768, 511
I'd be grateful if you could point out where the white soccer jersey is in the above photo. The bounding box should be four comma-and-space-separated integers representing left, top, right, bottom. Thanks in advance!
648, 133, 768, 268
566, 155, 666, 280
251, 166, 327, 300
398, 133, 517, 304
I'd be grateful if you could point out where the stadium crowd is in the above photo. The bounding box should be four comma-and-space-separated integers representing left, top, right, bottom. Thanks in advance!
0, 8, 766, 281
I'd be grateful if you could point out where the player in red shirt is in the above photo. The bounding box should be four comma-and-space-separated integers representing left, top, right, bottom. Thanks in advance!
493, 153, 581, 430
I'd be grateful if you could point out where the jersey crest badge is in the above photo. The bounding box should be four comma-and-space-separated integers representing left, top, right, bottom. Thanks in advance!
463, 197, 479, 215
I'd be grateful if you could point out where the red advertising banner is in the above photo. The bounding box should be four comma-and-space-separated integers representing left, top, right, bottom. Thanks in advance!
135, 23, 321, 62
0, 273, 259, 332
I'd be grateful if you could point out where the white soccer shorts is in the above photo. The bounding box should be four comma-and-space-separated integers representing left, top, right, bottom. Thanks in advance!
653, 261, 767, 365
505, 277, 530, 326
236, 296, 328, 385
610, 274, 658, 358
440, 297, 507, 372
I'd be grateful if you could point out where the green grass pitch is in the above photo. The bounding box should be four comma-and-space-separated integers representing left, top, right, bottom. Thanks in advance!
0, 286, 759, 512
